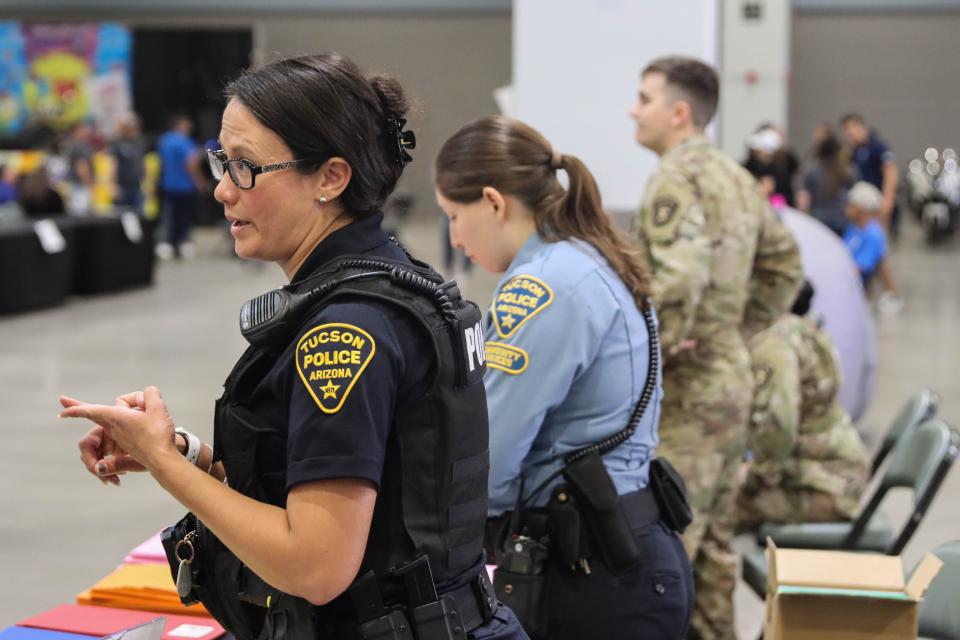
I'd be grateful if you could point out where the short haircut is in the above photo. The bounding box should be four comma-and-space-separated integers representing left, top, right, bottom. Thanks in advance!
841, 113, 865, 126
848, 181, 883, 212
643, 56, 719, 128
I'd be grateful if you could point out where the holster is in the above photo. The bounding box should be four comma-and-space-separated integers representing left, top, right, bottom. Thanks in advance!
561, 452, 640, 574
648, 457, 693, 533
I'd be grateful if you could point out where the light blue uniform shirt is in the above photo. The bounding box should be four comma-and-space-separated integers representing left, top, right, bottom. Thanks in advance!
484, 232, 663, 515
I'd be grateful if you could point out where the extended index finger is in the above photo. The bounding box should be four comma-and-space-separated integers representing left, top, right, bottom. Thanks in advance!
59, 395, 88, 409
60, 403, 126, 425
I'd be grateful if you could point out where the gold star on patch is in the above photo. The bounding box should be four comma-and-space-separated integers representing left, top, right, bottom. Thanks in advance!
320, 380, 340, 399
501, 314, 517, 329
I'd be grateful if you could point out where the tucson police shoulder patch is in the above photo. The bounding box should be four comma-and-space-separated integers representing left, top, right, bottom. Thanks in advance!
295, 323, 375, 414
485, 341, 529, 375
492, 275, 553, 339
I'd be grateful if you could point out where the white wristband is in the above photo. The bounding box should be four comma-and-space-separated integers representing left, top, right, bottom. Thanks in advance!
175, 428, 201, 466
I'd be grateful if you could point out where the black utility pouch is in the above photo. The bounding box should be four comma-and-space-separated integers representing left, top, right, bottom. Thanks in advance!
492, 520, 549, 640
161, 512, 202, 605
492, 569, 547, 639
648, 457, 693, 533
562, 452, 640, 574
162, 513, 269, 640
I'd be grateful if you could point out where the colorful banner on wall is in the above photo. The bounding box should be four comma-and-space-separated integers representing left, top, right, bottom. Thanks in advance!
0, 22, 131, 136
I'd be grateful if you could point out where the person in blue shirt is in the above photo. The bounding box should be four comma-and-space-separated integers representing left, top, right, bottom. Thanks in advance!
843, 182, 902, 313
156, 114, 203, 258
435, 115, 693, 640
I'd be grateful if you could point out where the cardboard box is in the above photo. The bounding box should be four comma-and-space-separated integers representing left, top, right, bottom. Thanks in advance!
763, 539, 943, 640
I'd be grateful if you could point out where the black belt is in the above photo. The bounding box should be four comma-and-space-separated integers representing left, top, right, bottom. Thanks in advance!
620, 488, 662, 532
332, 569, 498, 639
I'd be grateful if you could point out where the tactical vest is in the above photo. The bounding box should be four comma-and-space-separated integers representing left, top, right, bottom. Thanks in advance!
199, 255, 491, 639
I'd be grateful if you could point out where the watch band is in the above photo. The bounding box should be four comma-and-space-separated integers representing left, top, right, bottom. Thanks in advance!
175, 428, 201, 466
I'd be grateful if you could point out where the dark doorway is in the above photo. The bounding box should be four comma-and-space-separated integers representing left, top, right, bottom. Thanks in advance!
132, 28, 251, 225
132, 28, 252, 143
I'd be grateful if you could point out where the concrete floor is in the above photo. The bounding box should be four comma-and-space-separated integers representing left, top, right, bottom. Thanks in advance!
0, 214, 957, 636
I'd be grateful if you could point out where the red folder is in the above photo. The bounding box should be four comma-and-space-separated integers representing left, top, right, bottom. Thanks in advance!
18, 605, 223, 640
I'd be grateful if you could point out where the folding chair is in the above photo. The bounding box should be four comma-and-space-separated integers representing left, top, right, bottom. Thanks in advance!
870, 388, 940, 477
753, 388, 940, 551
916, 540, 960, 640
743, 419, 959, 598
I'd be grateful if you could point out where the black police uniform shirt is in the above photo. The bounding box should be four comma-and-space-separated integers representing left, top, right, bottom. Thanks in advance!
243, 211, 434, 492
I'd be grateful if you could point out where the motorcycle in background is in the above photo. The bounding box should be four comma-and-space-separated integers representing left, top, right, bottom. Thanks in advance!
904, 147, 958, 244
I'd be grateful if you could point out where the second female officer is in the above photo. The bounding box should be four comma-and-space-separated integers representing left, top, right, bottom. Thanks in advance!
435, 115, 693, 640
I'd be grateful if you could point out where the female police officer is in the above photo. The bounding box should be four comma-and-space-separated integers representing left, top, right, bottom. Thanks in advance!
435, 116, 693, 640
59, 54, 525, 640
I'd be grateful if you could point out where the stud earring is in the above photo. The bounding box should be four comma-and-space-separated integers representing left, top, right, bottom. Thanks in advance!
319, 196, 328, 205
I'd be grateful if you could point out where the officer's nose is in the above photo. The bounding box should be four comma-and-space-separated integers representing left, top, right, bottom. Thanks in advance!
214, 173, 238, 206
448, 221, 463, 250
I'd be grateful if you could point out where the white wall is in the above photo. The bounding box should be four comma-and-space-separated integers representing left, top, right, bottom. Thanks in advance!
513, 0, 718, 213
718, 0, 791, 160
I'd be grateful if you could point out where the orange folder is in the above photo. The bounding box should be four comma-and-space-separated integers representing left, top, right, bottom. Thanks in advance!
76, 564, 209, 617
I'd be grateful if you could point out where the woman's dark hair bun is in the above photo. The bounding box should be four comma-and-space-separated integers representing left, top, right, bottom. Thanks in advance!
368, 74, 409, 121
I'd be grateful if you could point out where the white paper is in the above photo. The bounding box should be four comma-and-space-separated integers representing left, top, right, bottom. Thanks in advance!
32, 219, 66, 254
120, 211, 144, 243
166, 624, 215, 639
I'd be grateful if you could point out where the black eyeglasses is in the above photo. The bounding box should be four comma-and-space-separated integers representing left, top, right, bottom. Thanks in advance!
207, 148, 323, 190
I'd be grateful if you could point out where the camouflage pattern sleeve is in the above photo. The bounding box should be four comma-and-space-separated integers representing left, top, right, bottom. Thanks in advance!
748, 331, 801, 481
742, 202, 804, 339
637, 171, 710, 354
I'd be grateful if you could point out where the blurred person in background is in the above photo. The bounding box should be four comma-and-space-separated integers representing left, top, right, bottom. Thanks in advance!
60, 121, 94, 214
844, 181, 903, 314
17, 165, 65, 218
841, 113, 900, 238
796, 132, 856, 237
0, 164, 18, 205
743, 123, 800, 207
110, 112, 146, 216
737, 280, 869, 532
157, 113, 204, 259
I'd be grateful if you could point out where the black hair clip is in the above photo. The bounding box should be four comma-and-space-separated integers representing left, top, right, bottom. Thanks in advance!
386, 118, 416, 166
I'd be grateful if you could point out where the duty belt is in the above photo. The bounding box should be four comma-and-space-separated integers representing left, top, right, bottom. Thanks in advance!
339, 566, 498, 640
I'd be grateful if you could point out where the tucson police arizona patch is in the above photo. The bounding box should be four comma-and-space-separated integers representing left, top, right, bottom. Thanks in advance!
492, 275, 553, 339
485, 341, 529, 375
295, 323, 375, 414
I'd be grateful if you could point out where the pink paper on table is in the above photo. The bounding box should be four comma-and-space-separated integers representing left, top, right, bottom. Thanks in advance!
123, 532, 166, 564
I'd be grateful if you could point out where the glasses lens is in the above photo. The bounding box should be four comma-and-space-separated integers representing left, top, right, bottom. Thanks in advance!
228, 160, 254, 189
207, 150, 224, 180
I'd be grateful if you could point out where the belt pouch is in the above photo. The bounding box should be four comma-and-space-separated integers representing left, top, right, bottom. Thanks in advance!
492, 568, 547, 639
648, 457, 693, 533
562, 452, 640, 574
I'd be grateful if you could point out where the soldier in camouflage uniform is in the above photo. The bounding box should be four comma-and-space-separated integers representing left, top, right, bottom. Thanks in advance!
630, 56, 803, 639
739, 283, 869, 531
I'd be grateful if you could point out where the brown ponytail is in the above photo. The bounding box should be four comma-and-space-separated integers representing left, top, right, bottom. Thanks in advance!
435, 115, 652, 309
